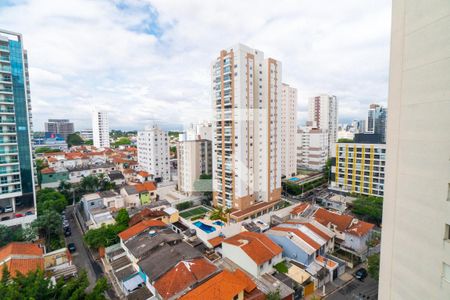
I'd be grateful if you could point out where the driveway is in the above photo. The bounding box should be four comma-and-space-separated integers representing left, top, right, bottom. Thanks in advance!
325, 277, 378, 300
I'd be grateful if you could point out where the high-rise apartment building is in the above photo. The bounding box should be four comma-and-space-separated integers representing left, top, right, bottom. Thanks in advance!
296, 127, 328, 171
92, 110, 110, 148
366, 104, 387, 143
379, 1, 450, 298
308, 94, 338, 156
0, 29, 36, 227
212, 44, 282, 221
44, 119, 74, 139
80, 128, 93, 141
330, 142, 386, 197
280, 83, 297, 178
137, 125, 170, 182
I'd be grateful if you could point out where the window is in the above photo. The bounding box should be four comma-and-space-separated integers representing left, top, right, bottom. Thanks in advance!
443, 263, 450, 283
445, 224, 450, 241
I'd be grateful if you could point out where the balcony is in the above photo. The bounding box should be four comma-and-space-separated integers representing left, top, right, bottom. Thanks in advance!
0, 46, 9, 52
0, 66, 11, 73
0, 56, 9, 63
0, 88, 12, 94
0, 179, 20, 186
0, 118, 15, 124
0, 148, 18, 155
0, 168, 19, 175
0, 98, 13, 104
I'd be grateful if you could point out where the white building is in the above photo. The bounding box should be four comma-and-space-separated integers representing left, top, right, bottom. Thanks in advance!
379, 1, 450, 299
212, 44, 282, 221
330, 142, 386, 197
80, 128, 93, 141
184, 122, 213, 141
280, 83, 297, 178
92, 110, 110, 148
137, 125, 170, 182
296, 127, 328, 171
308, 94, 337, 156
177, 134, 212, 196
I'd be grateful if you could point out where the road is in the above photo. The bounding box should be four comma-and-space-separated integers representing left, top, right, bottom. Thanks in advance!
325, 277, 378, 300
65, 206, 103, 291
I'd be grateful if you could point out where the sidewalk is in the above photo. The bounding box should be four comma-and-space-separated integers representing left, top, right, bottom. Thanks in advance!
306, 272, 354, 299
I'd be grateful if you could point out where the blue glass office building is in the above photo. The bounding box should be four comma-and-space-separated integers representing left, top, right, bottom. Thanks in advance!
0, 30, 36, 227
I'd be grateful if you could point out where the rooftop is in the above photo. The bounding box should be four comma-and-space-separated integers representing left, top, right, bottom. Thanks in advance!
118, 219, 167, 241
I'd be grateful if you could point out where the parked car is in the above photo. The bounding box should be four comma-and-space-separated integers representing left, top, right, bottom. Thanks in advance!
25, 211, 33, 216
354, 268, 368, 281
67, 243, 76, 253
14, 213, 24, 218
64, 228, 72, 237
4, 205, 13, 213
1, 216, 10, 221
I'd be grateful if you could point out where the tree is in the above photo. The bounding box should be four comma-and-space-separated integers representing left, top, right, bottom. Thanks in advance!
36, 158, 47, 186
113, 137, 131, 147
176, 201, 193, 211
351, 196, 383, 225
84, 140, 93, 145
35, 147, 61, 154
266, 289, 281, 300
80, 175, 100, 192
368, 253, 380, 281
84, 223, 127, 249
32, 210, 64, 251
324, 158, 332, 181
36, 188, 68, 214
337, 138, 354, 143
66, 133, 84, 147
0, 225, 24, 247
115, 208, 130, 227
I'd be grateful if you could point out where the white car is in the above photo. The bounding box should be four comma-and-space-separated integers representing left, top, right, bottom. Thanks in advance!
4, 205, 13, 213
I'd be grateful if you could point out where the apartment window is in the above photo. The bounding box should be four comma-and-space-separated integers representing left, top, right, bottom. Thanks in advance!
445, 224, 450, 241
447, 183, 450, 201
443, 263, 450, 283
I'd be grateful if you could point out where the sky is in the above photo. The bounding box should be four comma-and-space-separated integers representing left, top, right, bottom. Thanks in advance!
0, 0, 392, 131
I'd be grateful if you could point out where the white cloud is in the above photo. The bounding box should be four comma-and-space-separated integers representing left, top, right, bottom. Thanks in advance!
0, 0, 391, 130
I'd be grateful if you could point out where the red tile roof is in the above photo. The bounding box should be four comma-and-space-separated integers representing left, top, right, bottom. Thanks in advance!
223, 231, 282, 265
128, 208, 166, 227
303, 223, 333, 241
137, 171, 150, 177
0, 242, 44, 261
345, 220, 374, 237
40, 167, 55, 175
2, 258, 44, 278
208, 236, 225, 248
271, 226, 321, 250
291, 203, 310, 215
0, 243, 44, 279
118, 219, 166, 241
135, 181, 157, 192
180, 269, 256, 300
154, 258, 217, 299
313, 208, 353, 232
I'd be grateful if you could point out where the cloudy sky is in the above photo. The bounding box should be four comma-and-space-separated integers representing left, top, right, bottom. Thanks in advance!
0, 0, 391, 131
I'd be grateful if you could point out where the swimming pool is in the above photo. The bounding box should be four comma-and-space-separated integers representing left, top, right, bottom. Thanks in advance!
193, 221, 216, 234
213, 220, 225, 226
289, 177, 300, 182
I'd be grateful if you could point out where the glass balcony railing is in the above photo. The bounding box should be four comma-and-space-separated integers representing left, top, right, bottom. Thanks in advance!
0, 89, 12, 93
0, 159, 18, 164
0, 56, 9, 62
0, 98, 13, 103
0, 188, 21, 195
0, 66, 11, 72
0, 179, 20, 185
0, 149, 18, 154
0, 130, 16, 134
0, 140, 17, 144
0, 118, 15, 123
0, 46, 9, 51
0, 109, 14, 113
0, 168, 19, 174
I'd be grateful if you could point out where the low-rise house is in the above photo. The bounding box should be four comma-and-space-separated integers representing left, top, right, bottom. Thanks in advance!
81, 193, 104, 218
100, 191, 125, 211
342, 220, 375, 254
67, 163, 116, 184
222, 231, 283, 278
108, 170, 126, 186
136, 171, 153, 183
40, 167, 69, 188
81, 193, 116, 229
0, 242, 44, 279
120, 182, 157, 208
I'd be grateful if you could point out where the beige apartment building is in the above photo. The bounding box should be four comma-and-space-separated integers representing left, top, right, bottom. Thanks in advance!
212, 44, 282, 220
296, 127, 329, 171
281, 83, 298, 178
379, 0, 450, 299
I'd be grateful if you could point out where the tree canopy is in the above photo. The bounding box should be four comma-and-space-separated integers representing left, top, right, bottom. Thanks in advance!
115, 208, 130, 227
113, 137, 132, 147
36, 188, 68, 214
35, 147, 61, 154
351, 196, 383, 225
0, 268, 107, 300
66, 133, 84, 147
84, 223, 127, 249
368, 253, 380, 281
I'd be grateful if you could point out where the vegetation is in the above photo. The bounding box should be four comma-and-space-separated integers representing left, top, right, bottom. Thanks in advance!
84, 223, 127, 249
35, 147, 61, 154
168, 131, 181, 138
66, 133, 84, 147
115, 208, 130, 227
179, 206, 209, 219
266, 289, 281, 300
324, 158, 332, 181
36, 188, 68, 214
351, 196, 383, 225
210, 206, 232, 222
170, 146, 177, 156
80, 174, 115, 193
0, 225, 35, 248
32, 210, 64, 251
84, 140, 93, 145
176, 201, 194, 211
337, 138, 354, 143
274, 261, 288, 273
35, 158, 47, 186
0, 268, 107, 300
282, 177, 327, 196
113, 137, 132, 147
368, 253, 380, 281
110, 130, 136, 140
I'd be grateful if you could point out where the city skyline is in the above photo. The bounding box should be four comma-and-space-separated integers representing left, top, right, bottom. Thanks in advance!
0, 0, 391, 130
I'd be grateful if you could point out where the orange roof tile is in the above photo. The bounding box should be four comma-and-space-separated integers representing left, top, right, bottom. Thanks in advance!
271, 226, 321, 250
291, 203, 310, 215
316, 255, 337, 268
303, 223, 332, 241
137, 171, 150, 177
0, 242, 43, 261
1, 258, 44, 279
345, 220, 374, 237
135, 181, 157, 192
40, 167, 55, 175
180, 269, 256, 300
0, 243, 44, 279
208, 236, 225, 248
223, 232, 282, 265
313, 208, 353, 232
154, 258, 217, 299
118, 219, 166, 241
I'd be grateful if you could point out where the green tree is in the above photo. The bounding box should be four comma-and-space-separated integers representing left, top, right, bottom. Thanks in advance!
84, 140, 93, 145
66, 133, 84, 147
368, 253, 380, 281
324, 158, 332, 181
32, 210, 64, 251
351, 196, 383, 225
84, 223, 127, 249
36, 188, 68, 214
113, 137, 131, 147
176, 201, 193, 211
115, 208, 130, 227
266, 289, 281, 300
35, 147, 61, 154
80, 175, 100, 192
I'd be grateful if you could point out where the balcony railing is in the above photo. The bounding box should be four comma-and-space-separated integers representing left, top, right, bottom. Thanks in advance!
0, 168, 19, 175
0, 46, 9, 51
0, 98, 13, 103
0, 188, 21, 195
0, 66, 11, 72
0, 118, 15, 124
0, 159, 18, 164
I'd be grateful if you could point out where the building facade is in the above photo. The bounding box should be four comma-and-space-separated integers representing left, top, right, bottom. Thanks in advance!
330, 142, 386, 197
79, 128, 93, 141
280, 83, 297, 178
137, 125, 170, 182
366, 104, 387, 143
296, 127, 328, 171
0, 29, 36, 227
177, 138, 212, 196
212, 44, 282, 214
92, 110, 110, 148
308, 94, 337, 156
379, 0, 450, 299
44, 119, 74, 139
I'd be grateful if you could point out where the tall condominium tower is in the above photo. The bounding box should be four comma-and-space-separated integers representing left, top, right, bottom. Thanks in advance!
212, 44, 282, 222
0, 29, 36, 227
137, 125, 170, 182
44, 119, 74, 139
92, 110, 110, 148
308, 94, 337, 156
379, 0, 450, 299
366, 104, 387, 143
280, 83, 297, 178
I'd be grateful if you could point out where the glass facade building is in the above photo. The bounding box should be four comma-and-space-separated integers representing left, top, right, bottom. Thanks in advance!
0, 29, 36, 227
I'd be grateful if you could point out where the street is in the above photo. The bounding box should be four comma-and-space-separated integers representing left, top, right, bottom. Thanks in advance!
65, 206, 103, 291
325, 277, 378, 300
